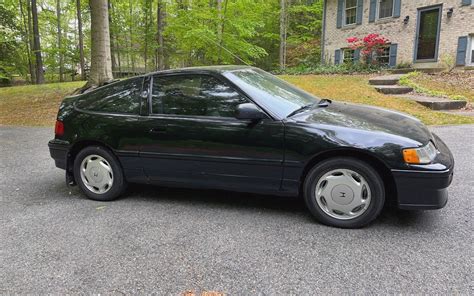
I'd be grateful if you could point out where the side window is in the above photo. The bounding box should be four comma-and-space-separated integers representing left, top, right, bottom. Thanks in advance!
76, 78, 142, 114
151, 74, 249, 117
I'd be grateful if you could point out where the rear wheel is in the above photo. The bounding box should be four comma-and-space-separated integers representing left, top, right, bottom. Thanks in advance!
303, 157, 385, 228
74, 146, 126, 201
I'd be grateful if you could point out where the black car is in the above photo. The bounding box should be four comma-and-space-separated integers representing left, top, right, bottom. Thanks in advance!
48, 66, 454, 228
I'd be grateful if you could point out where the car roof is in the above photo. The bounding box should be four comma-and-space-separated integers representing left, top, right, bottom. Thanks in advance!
147, 65, 254, 76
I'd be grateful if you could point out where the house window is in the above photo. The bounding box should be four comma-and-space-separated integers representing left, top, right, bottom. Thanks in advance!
343, 48, 356, 63
375, 46, 390, 66
344, 0, 358, 25
378, 0, 394, 19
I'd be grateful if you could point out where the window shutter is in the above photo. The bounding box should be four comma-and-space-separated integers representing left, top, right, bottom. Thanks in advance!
356, 0, 364, 25
354, 49, 361, 63
389, 44, 398, 68
369, 0, 377, 22
335, 49, 341, 65
461, 0, 471, 6
337, 0, 344, 28
393, 0, 402, 18
456, 36, 468, 66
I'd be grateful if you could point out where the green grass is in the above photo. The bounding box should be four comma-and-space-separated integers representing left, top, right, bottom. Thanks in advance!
0, 81, 85, 126
1, 76, 473, 127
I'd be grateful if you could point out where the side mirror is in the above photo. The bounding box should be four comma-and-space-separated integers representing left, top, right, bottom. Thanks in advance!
235, 103, 267, 121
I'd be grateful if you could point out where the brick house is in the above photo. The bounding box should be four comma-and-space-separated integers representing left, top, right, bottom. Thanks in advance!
321, 0, 474, 68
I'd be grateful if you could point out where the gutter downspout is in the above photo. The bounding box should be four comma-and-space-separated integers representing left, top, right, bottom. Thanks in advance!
321, 0, 328, 65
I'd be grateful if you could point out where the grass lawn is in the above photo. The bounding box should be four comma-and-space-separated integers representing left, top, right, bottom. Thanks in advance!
1, 75, 473, 127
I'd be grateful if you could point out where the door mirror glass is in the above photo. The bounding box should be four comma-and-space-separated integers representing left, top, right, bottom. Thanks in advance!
235, 103, 267, 121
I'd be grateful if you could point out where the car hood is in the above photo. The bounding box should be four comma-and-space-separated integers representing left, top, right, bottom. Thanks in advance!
290, 101, 432, 146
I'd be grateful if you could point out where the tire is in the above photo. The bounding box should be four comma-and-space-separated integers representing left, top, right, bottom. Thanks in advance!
73, 146, 127, 201
303, 157, 385, 228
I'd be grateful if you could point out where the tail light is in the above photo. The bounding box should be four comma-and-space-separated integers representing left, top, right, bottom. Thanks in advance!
55, 120, 64, 137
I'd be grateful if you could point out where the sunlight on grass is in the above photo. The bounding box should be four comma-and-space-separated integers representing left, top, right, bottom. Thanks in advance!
281, 75, 474, 126
0, 81, 85, 126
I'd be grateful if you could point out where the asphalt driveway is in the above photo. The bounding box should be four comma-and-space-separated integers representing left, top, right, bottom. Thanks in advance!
1, 125, 473, 294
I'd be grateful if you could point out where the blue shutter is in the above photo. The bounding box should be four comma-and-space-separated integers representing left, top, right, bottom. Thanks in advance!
456, 36, 468, 66
337, 0, 344, 28
389, 44, 398, 68
335, 49, 341, 65
369, 0, 377, 22
393, 0, 401, 18
356, 0, 363, 25
354, 49, 361, 63
461, 0, 471, 6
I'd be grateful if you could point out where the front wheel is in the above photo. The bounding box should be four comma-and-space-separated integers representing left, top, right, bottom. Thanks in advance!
303, 157, 385, 228
73, 146, 127, 201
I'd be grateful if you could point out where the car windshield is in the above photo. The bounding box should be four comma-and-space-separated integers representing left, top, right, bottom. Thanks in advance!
224, 68, 319, 118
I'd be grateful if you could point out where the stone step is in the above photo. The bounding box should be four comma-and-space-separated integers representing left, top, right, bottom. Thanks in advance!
374, 85, 413, 95
369, 75, 403, 85
395, 94, 468, 110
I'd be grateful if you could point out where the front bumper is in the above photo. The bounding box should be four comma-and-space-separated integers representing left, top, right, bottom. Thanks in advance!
392, 133, 454, 210
48, 139, 69, 170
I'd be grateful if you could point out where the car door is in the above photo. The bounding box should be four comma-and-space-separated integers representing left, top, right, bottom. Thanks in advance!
139, 73, 285, 193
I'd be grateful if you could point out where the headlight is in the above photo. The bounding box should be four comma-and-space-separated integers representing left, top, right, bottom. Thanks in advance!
403, 142, 438, 164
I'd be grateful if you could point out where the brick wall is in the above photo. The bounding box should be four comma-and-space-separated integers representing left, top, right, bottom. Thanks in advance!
323, 0, 474, 67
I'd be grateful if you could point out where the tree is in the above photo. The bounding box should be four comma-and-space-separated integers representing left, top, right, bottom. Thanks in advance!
56, 0, 64, 82
31, 0, 44, 84
86, 0, 113, 88
76, 0, 86, 81
279, 0, 288, 71
156, 0, 166, 70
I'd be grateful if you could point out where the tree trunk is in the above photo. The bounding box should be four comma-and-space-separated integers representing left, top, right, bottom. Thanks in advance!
31, 0, 44, 84
19, 0, 34, 83
279, 0, 287, 71
56, 0, 64, 82
156, 0, 166, 70
108, 0, 117, 73
86, 0, 113, 87
76, 0, 86, 81
217, 0, 228, 63
144, 0, 149, 72
129, 0, 135, 74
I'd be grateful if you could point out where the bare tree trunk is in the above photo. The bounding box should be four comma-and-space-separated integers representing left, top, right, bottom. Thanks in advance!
108, 0, 117, 73
26, 0, 36, 83
156, 0, 166, 70
76, 0, 86, 81
129, 0, 135, 74
217, 0, 228, 63
279, 0, 287, 71
31, 0, 44, 84
56, 0, 64, 82
144, 0, 149, 72
86, 0, 113, 88
19, 0, 34, 83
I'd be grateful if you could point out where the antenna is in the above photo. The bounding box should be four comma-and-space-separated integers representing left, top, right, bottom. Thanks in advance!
198, 34, 251, 66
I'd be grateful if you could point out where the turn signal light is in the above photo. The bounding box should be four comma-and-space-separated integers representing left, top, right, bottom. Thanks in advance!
55, 120, 64, 136
403, 149, 420, 164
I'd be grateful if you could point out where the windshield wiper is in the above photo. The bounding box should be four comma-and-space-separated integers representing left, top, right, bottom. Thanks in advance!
287, 103, 315, 118
287, 99, 332, 118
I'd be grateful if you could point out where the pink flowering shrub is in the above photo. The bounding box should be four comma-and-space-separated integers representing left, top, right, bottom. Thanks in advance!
347, 34, 390, 64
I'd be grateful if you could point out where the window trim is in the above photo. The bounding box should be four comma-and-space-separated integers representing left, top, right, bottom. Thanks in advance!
377, 0, 395, 20
342, 48, 356, 63
147, 72, 273, 121
343, 0, 358, 26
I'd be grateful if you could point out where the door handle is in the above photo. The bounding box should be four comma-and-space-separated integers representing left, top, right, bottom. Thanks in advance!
149, 126, 167, 134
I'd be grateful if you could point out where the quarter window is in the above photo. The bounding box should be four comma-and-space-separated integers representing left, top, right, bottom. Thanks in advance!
151, 74, 249, 117
75, 78, 142, 114
378, 0, 394, 19
344, 0, 357, 25
375, 46, 391, 66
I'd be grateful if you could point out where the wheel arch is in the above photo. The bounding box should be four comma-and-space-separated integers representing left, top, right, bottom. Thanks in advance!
300, 148, 397, 206
66, 140, 118, 178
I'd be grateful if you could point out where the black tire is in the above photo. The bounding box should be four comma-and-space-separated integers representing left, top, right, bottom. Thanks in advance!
73, 146, 127, 201
303, 157, 385, 228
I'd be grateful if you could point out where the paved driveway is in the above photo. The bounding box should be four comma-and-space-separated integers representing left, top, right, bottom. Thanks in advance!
1, 125, 473, 294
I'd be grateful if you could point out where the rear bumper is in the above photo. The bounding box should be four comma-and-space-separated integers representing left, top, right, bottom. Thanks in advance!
48, 139, 69, 170
392, 168, 453, 210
